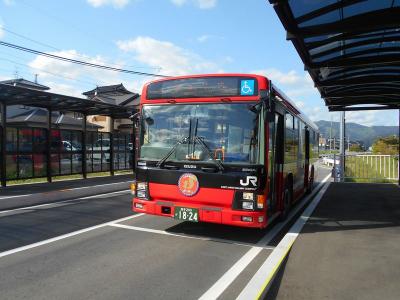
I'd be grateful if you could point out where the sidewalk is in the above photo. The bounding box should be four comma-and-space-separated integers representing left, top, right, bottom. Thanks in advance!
270, 183, 400, 300
0, 174, 134, 211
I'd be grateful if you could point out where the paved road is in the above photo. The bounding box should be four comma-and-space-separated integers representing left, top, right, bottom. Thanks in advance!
0, 165, 331, 300
0, 190, 132, 252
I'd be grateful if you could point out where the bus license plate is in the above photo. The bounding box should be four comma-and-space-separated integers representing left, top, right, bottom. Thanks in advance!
174, 207, 199, 222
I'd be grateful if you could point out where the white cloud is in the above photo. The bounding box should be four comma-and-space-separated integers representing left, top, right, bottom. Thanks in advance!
29, 50, 118, 82
170, 0, 186, 6
117, 36, 219, 76
170, 0, 217, 9
44, 81, 83, 98
196, 0, 216, 9
196, 34, 224, 43
0, 22, 4, 39
3, 0, 15, 6
346, 111, 378, 127
87, 0, 130, 8
28, 49, 130, 96
253, 68, 310, 86
197, 34, 211, 43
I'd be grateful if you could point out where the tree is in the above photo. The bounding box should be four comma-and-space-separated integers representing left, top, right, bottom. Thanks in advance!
372, 135, 399, 155
349, 144, 362, 152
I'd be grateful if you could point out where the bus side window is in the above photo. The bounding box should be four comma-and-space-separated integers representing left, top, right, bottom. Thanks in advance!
285, 113, 294, 163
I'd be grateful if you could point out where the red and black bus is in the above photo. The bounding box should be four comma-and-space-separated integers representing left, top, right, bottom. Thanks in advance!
132, 74, 318, 228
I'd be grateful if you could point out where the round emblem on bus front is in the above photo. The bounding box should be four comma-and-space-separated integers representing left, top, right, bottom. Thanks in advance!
178, 173, 199, 197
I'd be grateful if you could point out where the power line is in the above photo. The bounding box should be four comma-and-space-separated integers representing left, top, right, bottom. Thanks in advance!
0, 40, 169, 78
0, 56, 98, 86
1, 26, 162, 72
0, 50, 109, 86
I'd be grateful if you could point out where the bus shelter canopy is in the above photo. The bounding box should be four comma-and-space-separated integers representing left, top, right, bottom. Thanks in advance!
0, 84, 133, 118
269, 0, 400, 111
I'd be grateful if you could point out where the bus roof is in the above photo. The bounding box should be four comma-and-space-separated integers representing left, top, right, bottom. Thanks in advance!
141, 73, 318, 131
272, 83, 319, 132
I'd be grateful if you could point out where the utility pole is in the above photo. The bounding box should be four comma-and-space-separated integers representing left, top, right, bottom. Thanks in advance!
347, 134, 350, 152
330, 116, 332, 153
339, 111, 346, 182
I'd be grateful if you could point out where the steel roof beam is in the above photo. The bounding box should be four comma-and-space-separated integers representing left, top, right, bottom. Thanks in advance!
329, 105, 399, 111
306, 30, 400, 50
287, 8, 400, 38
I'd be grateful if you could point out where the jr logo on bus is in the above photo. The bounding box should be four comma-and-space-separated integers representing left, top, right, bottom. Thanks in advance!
178, 173, 200, 197
240, 176, 257, 187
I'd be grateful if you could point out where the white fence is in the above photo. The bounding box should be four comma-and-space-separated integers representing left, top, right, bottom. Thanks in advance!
322, 154, 399, 182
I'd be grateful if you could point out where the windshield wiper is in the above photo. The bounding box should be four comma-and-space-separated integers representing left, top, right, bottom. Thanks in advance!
193, 136, 224, 172
190, 117, 224, 171
156, 136, 189, 168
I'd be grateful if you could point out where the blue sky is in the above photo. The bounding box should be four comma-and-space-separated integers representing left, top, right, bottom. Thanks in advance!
0, 0, 398, 126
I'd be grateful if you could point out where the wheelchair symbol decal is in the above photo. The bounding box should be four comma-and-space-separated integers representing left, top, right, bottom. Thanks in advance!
240, 80, 255, 95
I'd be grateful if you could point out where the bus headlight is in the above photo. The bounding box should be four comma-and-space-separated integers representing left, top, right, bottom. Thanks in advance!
242, 192, 254, 200
136, 181, 149, 200
242, 201, 254, 210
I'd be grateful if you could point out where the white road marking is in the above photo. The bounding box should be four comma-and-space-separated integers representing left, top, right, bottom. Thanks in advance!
0, 213, 144, 259
109, 223, 275, 250
0, 190, 130, 215
0, 180, 132, 200
199, 173, 331, 300
237, 174, 331, 300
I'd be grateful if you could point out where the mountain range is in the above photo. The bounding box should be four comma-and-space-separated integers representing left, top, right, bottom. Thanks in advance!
315, 120, 398, 148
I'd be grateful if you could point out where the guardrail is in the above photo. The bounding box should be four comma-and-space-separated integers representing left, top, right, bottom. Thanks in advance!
322, 154, 399, 182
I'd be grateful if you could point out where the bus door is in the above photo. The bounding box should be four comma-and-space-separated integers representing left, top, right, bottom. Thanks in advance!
268, 112, 284, 215
295, 121, 305, 191
304, 128, 310, 187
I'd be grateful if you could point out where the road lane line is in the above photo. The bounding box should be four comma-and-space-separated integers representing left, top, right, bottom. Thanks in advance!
0, 213, 144, 259
109, 223, 275, 250
0, 180, 132, 200
199, 173, 331, 300
237, 176, 331, 300
0, 190, 130, 215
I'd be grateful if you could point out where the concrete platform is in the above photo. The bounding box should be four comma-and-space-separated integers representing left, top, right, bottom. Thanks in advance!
0, 174, 134, 211
270, 183, 400, 300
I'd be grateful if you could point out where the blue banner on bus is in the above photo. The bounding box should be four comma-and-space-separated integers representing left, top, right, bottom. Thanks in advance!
240, 80, 255, 96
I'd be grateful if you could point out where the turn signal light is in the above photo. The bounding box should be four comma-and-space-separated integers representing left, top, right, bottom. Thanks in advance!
130, 182, 136, 196
257, 195, 265, 209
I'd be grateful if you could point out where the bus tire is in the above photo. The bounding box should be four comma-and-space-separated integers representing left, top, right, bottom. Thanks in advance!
279, 187, 292, 221
306, 167, 314, 194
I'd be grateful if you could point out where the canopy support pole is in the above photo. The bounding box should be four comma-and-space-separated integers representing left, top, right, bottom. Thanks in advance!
340, 111, 346, 182
46, 108, 52, 183
0, 102, 6, 187
82, 114, 87, 179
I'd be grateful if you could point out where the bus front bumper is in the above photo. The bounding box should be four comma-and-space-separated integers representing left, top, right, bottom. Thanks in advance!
132, 198, 268, 228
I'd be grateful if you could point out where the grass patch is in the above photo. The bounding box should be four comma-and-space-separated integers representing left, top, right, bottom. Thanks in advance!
344, 155, 398, 183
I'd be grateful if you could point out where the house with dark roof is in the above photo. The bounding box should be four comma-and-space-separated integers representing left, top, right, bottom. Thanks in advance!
0, 78, 50, 91
0, 78, 101, 130
82, 83, 139, 132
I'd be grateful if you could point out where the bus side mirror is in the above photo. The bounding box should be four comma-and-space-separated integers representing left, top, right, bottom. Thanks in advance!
259, 90, 270, 109
129, 112, 141, 128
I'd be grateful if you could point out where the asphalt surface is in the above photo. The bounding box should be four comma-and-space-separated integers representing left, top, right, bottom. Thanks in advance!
0, 191, 132, 252
270, 183, 400, 300
0, 165, 332, 300
0, 174, 134, 211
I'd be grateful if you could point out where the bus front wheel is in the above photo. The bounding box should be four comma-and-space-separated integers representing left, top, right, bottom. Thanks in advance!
279, 187, 292, 221
306, 167, 314, 194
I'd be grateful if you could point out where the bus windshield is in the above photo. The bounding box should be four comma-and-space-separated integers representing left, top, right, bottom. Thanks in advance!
140, 103, 260, 165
